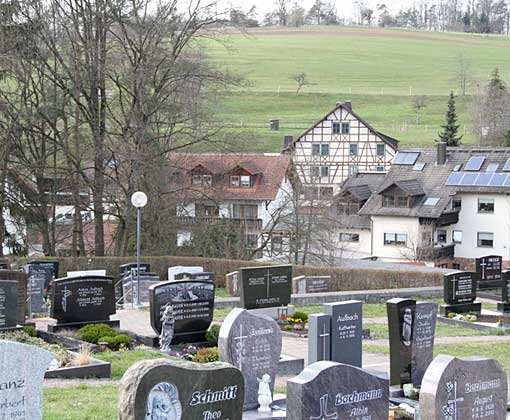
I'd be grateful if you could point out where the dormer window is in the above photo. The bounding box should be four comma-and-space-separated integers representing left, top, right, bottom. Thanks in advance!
203, 175, 212, 186
192, 174, 202, 186
230, 175, 240, 187
192, 174, 212, 187
383, 195, 409, 208
240, 175, 251, 187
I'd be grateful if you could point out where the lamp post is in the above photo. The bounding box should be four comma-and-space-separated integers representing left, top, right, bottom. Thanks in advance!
131, 191, 147, 307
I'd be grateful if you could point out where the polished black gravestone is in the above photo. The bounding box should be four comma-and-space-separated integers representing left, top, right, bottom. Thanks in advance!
308, 313, 331, 363
287, 361, 389, 420
323, 300, 363, 367
219, 308, 282, 410
0, 280, 18, 330
175, 271, 214, 283
411, 301, 437, 387
476, 254, 502, 289
498, 269, 510, 312
28, 260, 59, 286
149, 279, 215, 344
118, 358, 244, 420
441, 271, 481, 316
122, 272, 160, 305
49, 276, 118, 331
239, 265, 292, 310
420, 355, 508, 420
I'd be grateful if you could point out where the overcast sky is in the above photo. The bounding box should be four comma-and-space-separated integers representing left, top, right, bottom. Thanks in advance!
216, 0, 410, 20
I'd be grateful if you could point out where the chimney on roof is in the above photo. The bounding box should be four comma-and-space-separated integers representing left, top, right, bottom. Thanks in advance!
283, 135, 293, 149
337, 101, 352, 111
437, 141, 447, 165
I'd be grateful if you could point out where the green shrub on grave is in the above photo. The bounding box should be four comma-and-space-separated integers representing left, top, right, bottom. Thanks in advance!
78, 324, 117, 344
192, 347, 219, 363
98, 334, 134, 351
291, 311, 309, 323
206, 324, 220, 347
23, 325, 36, 337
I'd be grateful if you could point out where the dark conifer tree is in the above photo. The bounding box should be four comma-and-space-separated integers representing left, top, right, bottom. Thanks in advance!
438, 91, 462, 146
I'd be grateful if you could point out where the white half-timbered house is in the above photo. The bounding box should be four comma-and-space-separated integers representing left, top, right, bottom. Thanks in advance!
283, 101, 399, 197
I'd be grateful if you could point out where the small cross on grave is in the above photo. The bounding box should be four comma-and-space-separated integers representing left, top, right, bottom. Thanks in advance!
62, 285, 72, 312
451, 277, 458, 299
479, 261, 487, 280
442, 381, 464, 420
264, 269, 272, 299
320, 324, 330, 360
233, 324, 248, 370
310, 394, 338, 420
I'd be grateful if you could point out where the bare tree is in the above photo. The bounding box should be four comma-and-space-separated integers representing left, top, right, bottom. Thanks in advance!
275, 0, 291, 26
452, 53, 473, 96
292, 72, 314, 94
412, 95, 428, 124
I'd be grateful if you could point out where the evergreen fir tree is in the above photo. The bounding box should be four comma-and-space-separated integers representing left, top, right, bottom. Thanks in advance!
438, 91, 462, 146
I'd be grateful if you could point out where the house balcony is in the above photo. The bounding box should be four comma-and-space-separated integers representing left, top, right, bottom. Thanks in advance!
176, 216, 263, 230
418, 243, 455, 260
436, 209, 459, 227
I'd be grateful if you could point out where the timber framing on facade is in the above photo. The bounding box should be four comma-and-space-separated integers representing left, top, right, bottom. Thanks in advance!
283, 101, 399, 195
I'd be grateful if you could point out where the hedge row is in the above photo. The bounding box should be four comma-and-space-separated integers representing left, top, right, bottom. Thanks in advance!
8, 256, 443, 291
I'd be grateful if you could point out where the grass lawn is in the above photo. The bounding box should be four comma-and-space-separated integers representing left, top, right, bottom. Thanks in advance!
95, 349, 170, 380
44, 385, 118, 420
200, 26, 510, 151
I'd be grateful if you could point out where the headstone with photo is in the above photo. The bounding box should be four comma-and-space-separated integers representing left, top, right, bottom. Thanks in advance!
440, 271, 481, 316
308, 313, 331, 363
225, 271, 239, 297
219, 308, 282, 410
149, 279, 215, 344
286, 361, 389, 420
323, 300, 363, 367
292, 275, 332, 294
49, 275, 118, 331
0, 341, 55, 420
387, 298, 438, 388
239, 265, 292, 310
167, 265, 203, 281
498, 269, 510, 312
476, 254, 503, 289
67, 269, 107, 278
122, 272, 161, 305
420, 355, 508, 420
0, 280, 18, 330
118, 358, 244, 420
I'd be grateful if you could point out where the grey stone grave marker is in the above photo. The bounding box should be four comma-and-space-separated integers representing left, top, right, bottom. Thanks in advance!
219, 308, 282, 410
293, 275, 332, 294
0, 340, 55, 420
167, 265, 203, 281
323, 300, 362, 367
118, 358, 244, 420
287, 360, 389, 420
308, 313, 331, 364
420, 355, 508, 420
0, 280, 18, 329
226, 271, 239, 297
122, 272, 161, 305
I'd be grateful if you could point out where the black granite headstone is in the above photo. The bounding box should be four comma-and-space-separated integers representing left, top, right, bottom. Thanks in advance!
420, 355, 508, 420
239, 265, 292, 310
50, 276, 116, 326
149, 280, 215, 343
411, 301, 438, 387
323, 300, 363, 367
387, 298, 415, 387
119, 262, 150, 280
441, 271, 481, 316
118, 359, 245, 420
499, 270, 510, 312
174, 271, 214, 283
308, 313, 332, 364
0, 280, 18, 329
27, 260, 59, 288
287, 361, 389, 420
476, 254, 502, 289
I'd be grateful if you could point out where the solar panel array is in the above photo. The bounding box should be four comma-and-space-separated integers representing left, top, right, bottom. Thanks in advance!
413, 162, 426, 171
465, 156, 486, 171
393, 152, 420, 165
446, 171, 510, 187
486, 163, 499, 172
504, 158, 510, 171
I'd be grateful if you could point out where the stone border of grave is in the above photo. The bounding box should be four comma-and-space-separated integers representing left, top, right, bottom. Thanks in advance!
44, 353, 111, 379
37, 330, 100, 352
438, 314, 510, 332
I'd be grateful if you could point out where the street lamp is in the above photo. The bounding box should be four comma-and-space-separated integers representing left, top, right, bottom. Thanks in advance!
131, 191, 147, 307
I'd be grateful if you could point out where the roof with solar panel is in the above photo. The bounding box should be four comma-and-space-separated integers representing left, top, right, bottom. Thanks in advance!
358, 146, 510, 219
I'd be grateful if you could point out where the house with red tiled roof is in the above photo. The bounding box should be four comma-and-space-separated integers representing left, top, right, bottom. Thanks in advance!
167, 153, 293, 257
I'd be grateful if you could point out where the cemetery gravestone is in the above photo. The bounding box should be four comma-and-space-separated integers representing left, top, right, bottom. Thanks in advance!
67, 269, 107, 278
239, 265, 292, 310
225, 271, 239, 297
175, 271, 214, 283
287, 361, 389, 420
420, 355, 508, 420
24, 264, 52, 315
118, 262, 150, 301
219, 308, 282, 410
149, 279, 215, 344
476, 254, 502, 289
122, 272, 161, 305
411, 301, 438, 387
0, 280, 18, 329
49, 275, 117, 331
293, 275, 332, 294
0, 341, 55, 420
323, 300, 363, 367
0, 270, 27, 325
441, 271, 481, 316
308, 313, 331, 363
498, 269, 510, 312
118, 358, 244, 420
167, 265, 203, 281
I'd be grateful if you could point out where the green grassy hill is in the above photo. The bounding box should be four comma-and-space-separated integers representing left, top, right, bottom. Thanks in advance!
204, 26, 510, 152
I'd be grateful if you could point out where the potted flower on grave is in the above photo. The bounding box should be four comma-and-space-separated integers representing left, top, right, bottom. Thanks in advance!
286, 311, 308, 332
